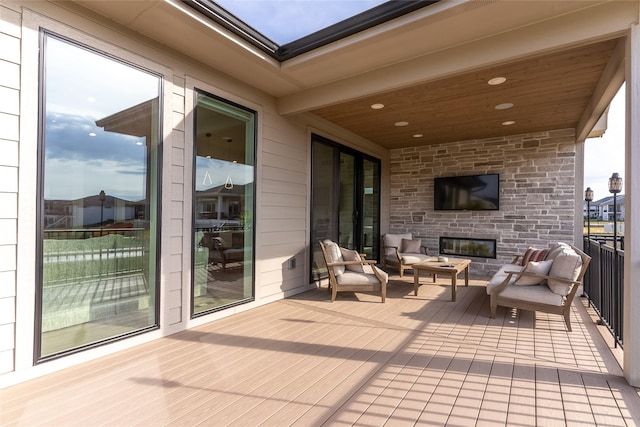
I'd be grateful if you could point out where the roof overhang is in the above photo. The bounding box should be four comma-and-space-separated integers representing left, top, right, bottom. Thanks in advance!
63, 0, 638, 148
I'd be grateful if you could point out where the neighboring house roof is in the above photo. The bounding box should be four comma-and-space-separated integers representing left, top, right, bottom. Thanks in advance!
591, 195, 626, 206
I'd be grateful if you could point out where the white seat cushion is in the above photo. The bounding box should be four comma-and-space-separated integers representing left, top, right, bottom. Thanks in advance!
337, 270, 385, 285
486, 263, 521, 294
400, 253, 430, 264
499, 283, 565, 306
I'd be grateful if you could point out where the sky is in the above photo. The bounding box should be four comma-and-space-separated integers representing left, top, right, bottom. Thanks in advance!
214, 0, 387, 44
584, 85, 626, 201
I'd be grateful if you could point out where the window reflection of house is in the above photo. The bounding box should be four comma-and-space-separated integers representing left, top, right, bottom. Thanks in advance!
195, 184, 246, 231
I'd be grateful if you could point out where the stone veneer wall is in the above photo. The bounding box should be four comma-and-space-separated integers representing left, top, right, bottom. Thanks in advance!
389, 129, 578, 277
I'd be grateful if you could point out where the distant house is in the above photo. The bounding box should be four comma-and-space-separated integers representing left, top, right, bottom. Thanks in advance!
585, 195, 625, 221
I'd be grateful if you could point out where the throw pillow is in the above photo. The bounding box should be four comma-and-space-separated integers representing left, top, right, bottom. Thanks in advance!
547, 247, 583, 296
340, 247, 374, 274
514, 259, 553, 285
322, 240, 345, 276
401, 238, 421, 254
521, 247, 549, 266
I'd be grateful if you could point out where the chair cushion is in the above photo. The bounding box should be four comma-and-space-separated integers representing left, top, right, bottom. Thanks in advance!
521, 247, 548, 265
400, 253, 430, 265
341, 247, 373, 274
383, 233, 412, 256
486, 263, 521, 294
401, 238, 421, 254
547, 246, 583, 296
498, 283, 565, 306
337, 270, 384, 285
514, 259, 553, 286
322, 239, 345, 276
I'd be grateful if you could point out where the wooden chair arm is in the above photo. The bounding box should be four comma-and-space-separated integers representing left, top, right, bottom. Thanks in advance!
326, 259, 378, 267
503, 270, 582, 286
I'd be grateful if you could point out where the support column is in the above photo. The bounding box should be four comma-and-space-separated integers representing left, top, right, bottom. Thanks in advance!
623, 22, 640, 387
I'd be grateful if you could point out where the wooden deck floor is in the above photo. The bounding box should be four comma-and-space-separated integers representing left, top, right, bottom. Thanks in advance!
2, 275, 639, 426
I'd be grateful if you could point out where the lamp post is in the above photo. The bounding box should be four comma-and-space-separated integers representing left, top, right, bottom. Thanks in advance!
99, 190, 106, 236
584, 187, 593, 240
608, 173, 622, 248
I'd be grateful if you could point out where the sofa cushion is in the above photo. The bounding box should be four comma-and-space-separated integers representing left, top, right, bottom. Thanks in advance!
514, 259, 553, 286
521, 247, 548, 265
401, 238, 422, 254
547, 246, 583, 296
341, 247, 374, 274
499, 283, 565, 306
322, 239, 345, 276
486, 263, 521, 294
545, 242, 571, 261
383, 233, 412, 256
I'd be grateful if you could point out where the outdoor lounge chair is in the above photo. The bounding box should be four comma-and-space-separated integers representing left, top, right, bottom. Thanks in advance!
382, 233, 430, 277
486, 243, 591, 331
319, 239, 388, 302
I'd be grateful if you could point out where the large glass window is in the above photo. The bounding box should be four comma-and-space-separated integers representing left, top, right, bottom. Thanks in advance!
37, 33, 161, 360
192, 92, 255, 315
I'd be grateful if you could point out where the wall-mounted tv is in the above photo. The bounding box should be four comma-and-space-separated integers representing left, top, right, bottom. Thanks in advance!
434, 173, 500, 211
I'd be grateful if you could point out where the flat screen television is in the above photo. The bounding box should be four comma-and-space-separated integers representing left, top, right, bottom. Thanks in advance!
434, 173, 499, 211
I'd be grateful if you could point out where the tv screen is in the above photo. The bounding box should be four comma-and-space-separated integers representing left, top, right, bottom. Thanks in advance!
434, 174, 500, 210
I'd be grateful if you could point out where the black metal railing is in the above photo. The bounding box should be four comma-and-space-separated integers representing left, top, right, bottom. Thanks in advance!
583, 237, 624, 347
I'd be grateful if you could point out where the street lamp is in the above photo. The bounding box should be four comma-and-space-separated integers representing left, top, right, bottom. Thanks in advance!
99, 190, 106, 236
584, 187, 593, 240
608, 173, 622, 248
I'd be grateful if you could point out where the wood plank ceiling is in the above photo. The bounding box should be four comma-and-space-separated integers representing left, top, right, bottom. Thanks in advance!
310, 39, 621, 149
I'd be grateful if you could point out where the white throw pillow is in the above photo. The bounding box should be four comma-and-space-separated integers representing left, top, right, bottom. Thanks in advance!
547, 247, 583, 295
323, 239, 345, 276
341, 247, 374, 274
514, 259, 553, 286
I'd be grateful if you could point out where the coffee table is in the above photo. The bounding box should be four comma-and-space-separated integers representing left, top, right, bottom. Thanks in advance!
413, 257, 471, 301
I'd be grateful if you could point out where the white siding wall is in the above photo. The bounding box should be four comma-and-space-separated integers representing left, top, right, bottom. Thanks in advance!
0, 1, 387, 385
0, 3, 21, 375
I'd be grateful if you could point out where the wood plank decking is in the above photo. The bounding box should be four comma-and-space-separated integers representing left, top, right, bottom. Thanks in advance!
2, 275, 639, 426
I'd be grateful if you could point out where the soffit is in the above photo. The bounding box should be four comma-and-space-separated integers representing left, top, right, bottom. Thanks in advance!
67, 0, 634, 149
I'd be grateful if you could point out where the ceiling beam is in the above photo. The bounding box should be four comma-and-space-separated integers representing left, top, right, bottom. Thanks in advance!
577, 37, 626, 142
277, 1, 637, 116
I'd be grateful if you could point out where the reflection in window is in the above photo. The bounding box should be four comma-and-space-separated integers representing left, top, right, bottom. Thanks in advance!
193, 92, 255, 315
38, 33, 161, 359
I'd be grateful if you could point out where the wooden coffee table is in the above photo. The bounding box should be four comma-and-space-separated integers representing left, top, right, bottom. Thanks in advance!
413, 257, 471, 301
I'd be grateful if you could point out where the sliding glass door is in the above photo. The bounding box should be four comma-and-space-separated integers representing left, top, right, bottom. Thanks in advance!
311, 135, 380, 281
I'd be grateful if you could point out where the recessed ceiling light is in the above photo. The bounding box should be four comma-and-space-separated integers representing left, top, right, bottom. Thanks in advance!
502, 120, 516, 126
395, 121, 409, 127
495, 103, 514, 110
413, 134, 424, 138
488, 77, 507, 85
371, 103, 385, 110
89, 132, 96, 137
136, 141, 144, 145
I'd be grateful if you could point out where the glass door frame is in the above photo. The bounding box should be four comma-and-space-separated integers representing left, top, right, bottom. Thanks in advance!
310, 134, 381, 283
